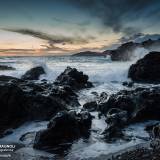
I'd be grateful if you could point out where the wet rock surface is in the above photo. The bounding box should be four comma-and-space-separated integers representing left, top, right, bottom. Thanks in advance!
0, 83, 28, 136
83, 101, 98, 111
98, 87, 160, 122
109, 147, 160, 160
21, 66, 45, 80
0, 75, 23, 82
54, 66, 93, 90
103, 108, 129, 142
89, 86, 160, 142
33, 111, 92, 152
128, 52, 160, 83
0, 66, 88, 137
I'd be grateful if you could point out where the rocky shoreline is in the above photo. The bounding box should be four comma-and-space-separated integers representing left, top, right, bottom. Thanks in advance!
0, 51, 160, 159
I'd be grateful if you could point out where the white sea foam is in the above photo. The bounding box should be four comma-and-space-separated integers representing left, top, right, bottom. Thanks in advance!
131, 47, 149, 62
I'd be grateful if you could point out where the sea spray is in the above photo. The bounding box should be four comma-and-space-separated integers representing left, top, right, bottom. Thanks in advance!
130, 47, 149, 62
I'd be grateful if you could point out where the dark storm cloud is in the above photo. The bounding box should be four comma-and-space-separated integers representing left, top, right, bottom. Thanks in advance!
119, 33, 160, 43
3, 28, 90, 44
67, 0, 160, 35
52, 17, 90, 27
41, 43, 68, 52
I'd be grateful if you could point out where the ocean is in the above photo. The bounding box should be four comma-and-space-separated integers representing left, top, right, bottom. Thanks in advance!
0, 51, 157, 159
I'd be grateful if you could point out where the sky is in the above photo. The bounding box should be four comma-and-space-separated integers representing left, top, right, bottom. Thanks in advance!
0, 0, 160, 56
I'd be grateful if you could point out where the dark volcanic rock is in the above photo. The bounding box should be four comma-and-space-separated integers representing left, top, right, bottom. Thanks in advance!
50, 85, 80, 107
54, 66, 93, 90
128, 52, 160, 83
0, 75, 22, 82
0, 83, 28, 135
0, 67, 92, 137
0, 82, 79, 136
146, 123, 160, 139
96, 87, 160, 141
33, 111, 92, 152
105, 108, 128, 126
21, 66, 45, 80
111, 146, 160, 160
0, 65, 15, 70
122, 81, 134, 87
104, 39, 160, 61
103, 108, 128, 142
98, 87, 160, 122
24, 93, 67, 121
83, 101, 98, 111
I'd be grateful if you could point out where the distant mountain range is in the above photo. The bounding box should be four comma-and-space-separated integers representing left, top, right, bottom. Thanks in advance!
72, 51, 106, 57
72, 39, 160, 61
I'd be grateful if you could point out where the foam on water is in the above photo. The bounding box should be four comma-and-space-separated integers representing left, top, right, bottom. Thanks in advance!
0, 47, 149, 84
131, 47, 149, 62
0, 56, 133, 93
0, 121, 48, 144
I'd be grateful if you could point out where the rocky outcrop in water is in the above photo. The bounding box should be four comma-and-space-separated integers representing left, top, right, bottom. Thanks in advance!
109, 42, 140, 61
0, 83, 28, 136
54, 66, 93, 90
87, 86, 160, 141
0, 65, 15, 70
99, 87, 160, 121
21, 66, 45, 80
128, 51, 160, 83
33, 111, 92, 152
103, 108, 129, 142
0, 67, 91, 136
0, 82, 74, 136
83, 101, 98, 111
109, 145, 160, 160
109, 39, 160, 61
72, 39, 160, 61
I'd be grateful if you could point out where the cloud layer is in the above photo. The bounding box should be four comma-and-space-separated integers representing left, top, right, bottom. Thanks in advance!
4, 28, 89, 45
67, 0, 160, 35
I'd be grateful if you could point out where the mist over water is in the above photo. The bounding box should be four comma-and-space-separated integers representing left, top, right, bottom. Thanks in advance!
0, 47, 150, 93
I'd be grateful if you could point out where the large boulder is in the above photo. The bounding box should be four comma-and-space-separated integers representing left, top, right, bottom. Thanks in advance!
98, 87, 160, 142
33, 111, 92, 152
0, 80, 80, 136
54, 66, 93, 90
21, 66, 45, 80
128, 52, 160, 83
83, 101, 98, 111
50, 85, 80, 107
105, 108, 128, 126
98, 87, 160, 122
0, 83, 28, 136
20, 82, 80, 120
102, 108, 128, 142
